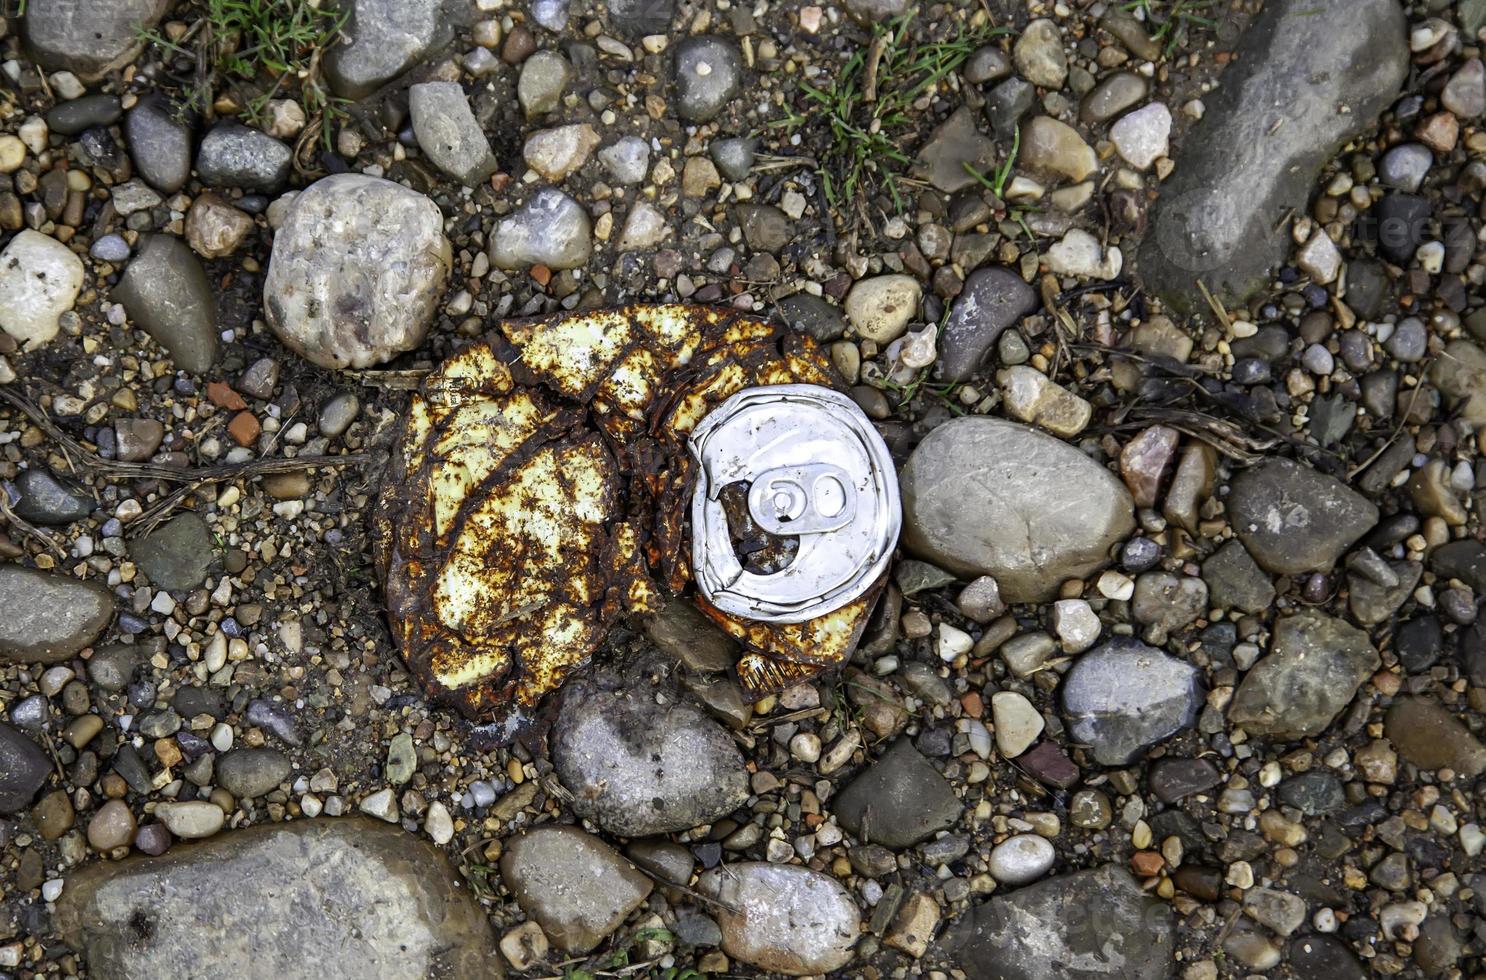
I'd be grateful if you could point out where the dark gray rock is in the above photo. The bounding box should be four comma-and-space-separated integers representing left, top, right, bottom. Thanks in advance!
131, 512, 216, 591
87, 644, 144, 693
215, 748, 290, 799
1347, 558, 1420, 626
609, 0, 675, 35
673, 38, 742, 123
1430, 539, 1486, 593
939, 864, 1175, 980
196, 125, 292, 194
1288, 935, 1365, 980
409, 82, 499, 187
1202, 539, 1274, 613
833, 738, 961, 848
1060, 638, 1202, 766
1226, 459, 1377, 576
125, 96, 194, 194
1138, 0, 1408, 311
0, 722, 51, 814
114, 234, 218, 374
1384, 698, 1486, 778
22, 0, 171, 81
1229, 610, 1378, 739
1149, 758, 1221, 803
901, 417, 1135, 602
938, 266, 1039, 382
55, 818, 502, 978
0, 565, 113, 665
500, 825, 652, 954
1277, 771, 1345, 816
709, 136, 755, 180
1374, 193, 1431, 265
11, 467, 91, 525
45, 95, 122, 136
550, 680, 749, 837
775, 292, 846, 342
640, 599, 737, 672
325, 0, 449, 100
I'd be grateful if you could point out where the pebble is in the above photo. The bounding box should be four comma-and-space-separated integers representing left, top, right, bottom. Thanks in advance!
325, 0, 446, 98
845, 275, 920, 344
22, 0, 168, 80
700, 862, 861, 975
0, 230, 85, 349
1109, 103, 1171, 170
86, 800, 137, 852
196, 124, 293, 194
500, 825, 653, 953
1060, 638, 1203, 765
987, 834, 1056, 885
1020, 116, 1098, 183
153, 801, 225, 839
599, 135, 650, 184
673, 37, 743, 122
409, 82, 499, 187
518, 50, 572, 116
114, 234, 219, 374
491, 188, 592, 269
1013, 19, 1067, 89
991, 692, 1043, 758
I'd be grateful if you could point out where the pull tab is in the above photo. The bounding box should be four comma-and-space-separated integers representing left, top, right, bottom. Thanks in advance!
747, 463, 857, 536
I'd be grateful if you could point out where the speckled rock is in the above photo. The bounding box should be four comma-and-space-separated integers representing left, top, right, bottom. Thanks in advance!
938, 267, 1038, 382
699, 863, 861, 976
125, 95, 194, 194
939, 864, 1174, 980
901, 417, 1135, 602
263, 174, 452, 370
833, 738, 962, 848
131, 512, 216, 591
196, 125, 293, 194
0, 230, 85, 349
1061, 638, 1202, 765
1226, 459, 1378, 575
551, 680, 749, 836
500, 825, 653, 954
673, 37, 742, 123
56, 818, 502, 978
1229, 610, 1379, 739
325, 0, 449, 99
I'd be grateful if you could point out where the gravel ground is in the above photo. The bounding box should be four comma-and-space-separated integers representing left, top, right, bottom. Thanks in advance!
1, 0, 1485, 977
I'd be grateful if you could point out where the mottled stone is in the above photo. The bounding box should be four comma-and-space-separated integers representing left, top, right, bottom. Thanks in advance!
699, 863, 861, 976
1227, 459, 1377, 575
0, 565, 113, 664
500, 825, 653, 954
1229, 611, 1379, 738
1060, 638, 1202, 765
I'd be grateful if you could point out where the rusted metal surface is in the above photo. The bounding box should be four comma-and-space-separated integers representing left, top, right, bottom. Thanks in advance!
374, 305, 883, 730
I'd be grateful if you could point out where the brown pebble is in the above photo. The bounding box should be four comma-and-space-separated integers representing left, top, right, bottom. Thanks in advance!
227, 411, 261, 447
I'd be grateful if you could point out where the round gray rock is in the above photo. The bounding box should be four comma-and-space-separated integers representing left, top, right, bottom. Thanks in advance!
264, 174, 452, 370
900, 417, 1135, 602
216, 748, 291, 799
125, 95, 194, 194
552, 680, 749, 836
131, 512, 217, 591
673, 37, 743, 123
1229, 610, 1379, 739
0, 565, 113, 665
325, 0, 448, 99
23, 0, 171, 81
196, 124, 293, 195
1060, 638, 1203, 765
489, 188, 591, 270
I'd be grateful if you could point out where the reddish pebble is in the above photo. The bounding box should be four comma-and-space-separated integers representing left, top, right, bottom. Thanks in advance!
206, 380, 247, 411
228, 411, 260, 447
1130, 850, 1165, 877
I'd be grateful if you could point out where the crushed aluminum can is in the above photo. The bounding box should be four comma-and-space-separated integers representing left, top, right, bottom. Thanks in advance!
689, 384, 900, 625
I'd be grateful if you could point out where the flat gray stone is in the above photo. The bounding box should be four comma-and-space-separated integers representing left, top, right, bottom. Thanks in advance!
1202, 539, 1275, 613
1138, 0, 1408, 311
215, 748, 291, 799
499, 825, 653, 954
1229, 610, 1379, 739
114, 234, 219, 374
833, 738, 961, 848
939, 864, 1175, 980
325, 0, 449, 100
1226, 459, 1378, 576
550, 679, 749, 837
0, 564, 113, 665
901, 417, 1135, 602
55, 818, 502, 979
1060, 638, 1202, 766
23, 0, 171, 81
131, 512, 216, 591
11, 467, 91, 526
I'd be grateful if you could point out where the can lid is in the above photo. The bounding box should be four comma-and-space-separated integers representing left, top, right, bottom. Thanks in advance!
689, 384, 901, 624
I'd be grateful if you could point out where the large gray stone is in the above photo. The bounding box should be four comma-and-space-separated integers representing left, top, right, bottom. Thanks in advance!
608, 0, 675, 35
0, 722, 51, 815
938, 266, 1039, 382
698, 863, 861, 976
673, 37, 742, 123
0, 565, 113, 665
1229, 610, 1379, 739
264, 174, 451, 370
550, 679, 749, 837
1060, 638, 1202, 766
22, 0, 171, 81
131, 512, 216, 591
11, 467, 92, 526
114, 234, 219, 374
1138, 0, 1408, 311
939, 864, 1175, 980
490, 188, 592, 270
900, 417, 1135, 602
833, 738, 961, 848
1226, 459, 1377, 576
325, 0, 449, 100
55, 818, 501, 979
499, 825, 653, 954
